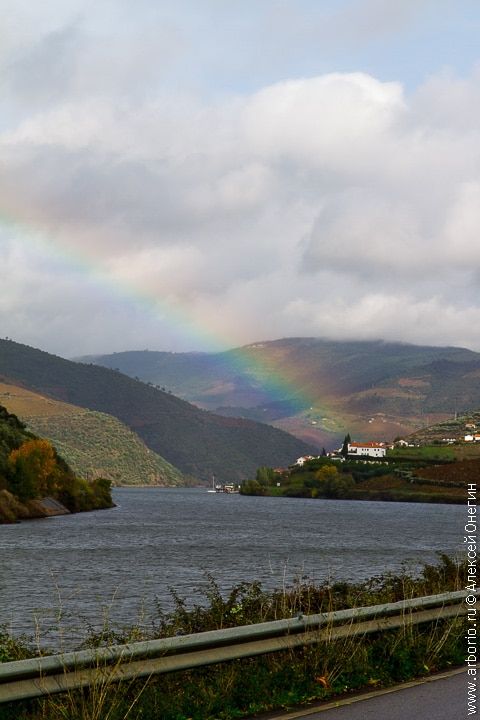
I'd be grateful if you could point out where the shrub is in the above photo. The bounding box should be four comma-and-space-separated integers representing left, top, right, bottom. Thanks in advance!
0, 554, 466, 720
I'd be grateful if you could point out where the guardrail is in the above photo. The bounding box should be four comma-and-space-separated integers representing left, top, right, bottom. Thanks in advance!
0, 589, 472, 704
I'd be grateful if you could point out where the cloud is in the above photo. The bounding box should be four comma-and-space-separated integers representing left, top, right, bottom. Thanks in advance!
4, 25, 81, 109
1, 2, 480, 356
329, 0, 436, 41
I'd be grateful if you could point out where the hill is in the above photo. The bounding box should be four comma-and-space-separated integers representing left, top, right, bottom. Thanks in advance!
0, 340, 318, 483
0, 380, 183, 486
405, 409, 480, 449
0, 404, 114, 523
80, 338, 480, 450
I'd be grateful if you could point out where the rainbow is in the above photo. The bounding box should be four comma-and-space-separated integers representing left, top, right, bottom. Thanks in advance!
1, 212, 225, 351
0, 214, 315, 413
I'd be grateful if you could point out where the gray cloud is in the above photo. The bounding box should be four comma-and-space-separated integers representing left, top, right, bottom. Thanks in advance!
1, 1, 480, 356
4, 25, 81, 109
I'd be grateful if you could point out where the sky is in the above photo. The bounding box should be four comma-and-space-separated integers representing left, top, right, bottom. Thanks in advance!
1, 0, 480, 358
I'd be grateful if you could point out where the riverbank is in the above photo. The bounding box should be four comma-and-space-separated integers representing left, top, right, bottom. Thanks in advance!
0, 482, 115, 523
239, 458, 473, 503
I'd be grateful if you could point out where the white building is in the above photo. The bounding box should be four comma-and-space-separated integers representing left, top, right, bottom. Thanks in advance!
295, 455, 315, 466
347, 442, 387, 458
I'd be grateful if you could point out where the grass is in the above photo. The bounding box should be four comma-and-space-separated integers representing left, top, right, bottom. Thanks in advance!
0, 554, 467, 720
387, 446, 458, 462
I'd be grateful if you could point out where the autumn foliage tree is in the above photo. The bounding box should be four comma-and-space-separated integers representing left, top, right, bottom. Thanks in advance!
0, 405, 113, 518
8, 439, 59, 502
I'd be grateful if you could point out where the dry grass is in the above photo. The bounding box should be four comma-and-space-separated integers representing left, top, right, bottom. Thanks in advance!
0, 382, 83, 419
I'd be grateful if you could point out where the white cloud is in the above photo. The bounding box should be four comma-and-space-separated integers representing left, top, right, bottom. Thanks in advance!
241, 73, 405, 166
1, 1, 480, 356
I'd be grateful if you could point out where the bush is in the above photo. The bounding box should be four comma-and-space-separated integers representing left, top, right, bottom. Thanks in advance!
239, 480, 267, 496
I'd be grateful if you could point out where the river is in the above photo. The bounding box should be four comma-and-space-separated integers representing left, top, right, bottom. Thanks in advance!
0, 488, 465, 645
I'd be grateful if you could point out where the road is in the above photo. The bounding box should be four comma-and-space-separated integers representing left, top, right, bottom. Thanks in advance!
249, 668, 470, 720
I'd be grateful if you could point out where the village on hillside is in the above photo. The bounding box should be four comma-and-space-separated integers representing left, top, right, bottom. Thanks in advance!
295, 440, 392, 466
294, 420, 480, 467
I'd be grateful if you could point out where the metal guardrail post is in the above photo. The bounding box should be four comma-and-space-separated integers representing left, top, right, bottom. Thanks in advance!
0, 589, 474, 704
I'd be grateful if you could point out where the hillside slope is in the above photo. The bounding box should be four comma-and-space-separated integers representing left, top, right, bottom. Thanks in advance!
0, 381, 183, 486
83, 338, 480, 449
0, 404, 114, 523
0, 340, 318, 482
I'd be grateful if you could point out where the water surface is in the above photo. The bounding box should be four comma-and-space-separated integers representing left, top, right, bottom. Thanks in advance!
0, 488, 464, 642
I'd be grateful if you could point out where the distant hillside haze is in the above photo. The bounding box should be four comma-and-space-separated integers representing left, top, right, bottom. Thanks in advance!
0, 339, 318, 483
79, 337, 480, 449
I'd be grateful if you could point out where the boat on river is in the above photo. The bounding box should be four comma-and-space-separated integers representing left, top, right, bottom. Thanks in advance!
207, 478, 238, 493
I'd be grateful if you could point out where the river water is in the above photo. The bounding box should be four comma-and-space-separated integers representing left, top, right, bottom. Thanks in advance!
0, 488, 465, 644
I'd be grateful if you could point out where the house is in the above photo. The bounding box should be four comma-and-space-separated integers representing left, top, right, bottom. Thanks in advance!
347, 442, 387, 458
328, 452, 345, 462
295, 455, 315, 466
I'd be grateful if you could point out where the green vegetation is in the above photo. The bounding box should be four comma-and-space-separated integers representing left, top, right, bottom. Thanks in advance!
0, 339, 318, 483
406, 410, 480, 453
240, 445, 473, 502
0, 381, 185, 486
0, 554, 467, 720
0, 404, 113, 523
25, 411, 184, 487
388, 445, 458, 462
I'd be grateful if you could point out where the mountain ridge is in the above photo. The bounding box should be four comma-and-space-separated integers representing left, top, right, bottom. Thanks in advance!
78, 337, 480, 450
0, 339, 318, 483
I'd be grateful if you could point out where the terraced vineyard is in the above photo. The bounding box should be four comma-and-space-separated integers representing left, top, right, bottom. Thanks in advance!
0, 381, 183, 486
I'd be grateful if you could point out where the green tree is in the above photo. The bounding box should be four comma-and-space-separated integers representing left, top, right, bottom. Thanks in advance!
91, 477, 113, 508
7, 454, 37, 502
328, 473, 355, 498
315, 464, 355, 498
341, 433, 351, 457
255, 467, 275, 486
240, 480, 267, 496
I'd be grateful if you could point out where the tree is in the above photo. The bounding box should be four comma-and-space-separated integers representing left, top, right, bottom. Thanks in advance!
341, 433, 351, 458
239, 480, 267, 496
315, 464, 355, 499
7, 454, 36, 502
8, 439, 58, 501
328, 473, 355, 498
255, 467, 275, 486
